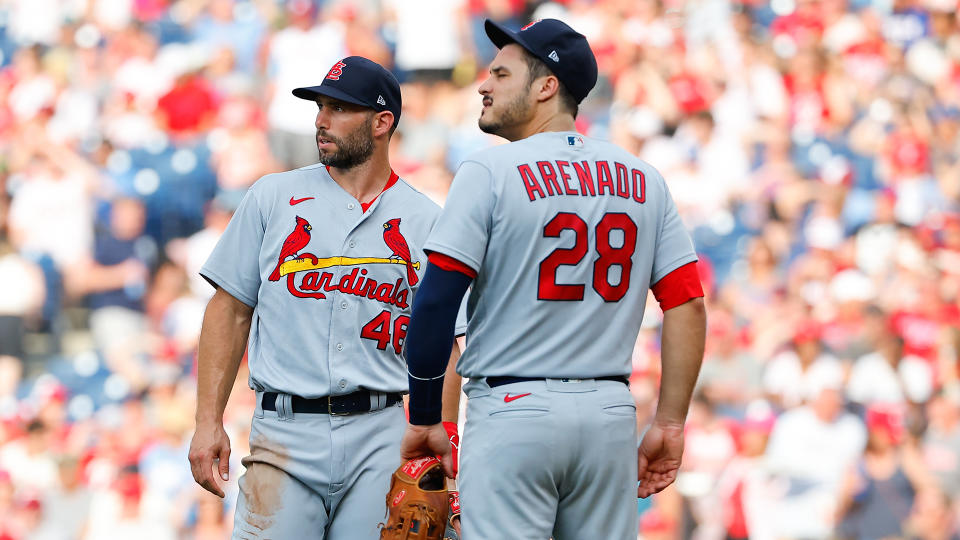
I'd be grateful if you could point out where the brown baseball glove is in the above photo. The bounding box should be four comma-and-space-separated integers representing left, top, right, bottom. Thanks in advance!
380, 457, 449, 540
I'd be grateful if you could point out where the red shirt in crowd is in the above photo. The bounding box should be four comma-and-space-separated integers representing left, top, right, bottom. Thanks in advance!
156, 75, 219, 137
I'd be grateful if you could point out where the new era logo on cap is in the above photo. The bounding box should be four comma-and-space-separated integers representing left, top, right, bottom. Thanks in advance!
377, 95, 386, 106
548, 50, 559, 62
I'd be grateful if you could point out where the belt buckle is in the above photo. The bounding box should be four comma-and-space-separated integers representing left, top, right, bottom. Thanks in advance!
328, 397, 349, 416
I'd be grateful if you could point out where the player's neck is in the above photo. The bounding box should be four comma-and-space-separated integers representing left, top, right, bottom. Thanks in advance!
510, 112, 577, 141
328, 150, 393, 204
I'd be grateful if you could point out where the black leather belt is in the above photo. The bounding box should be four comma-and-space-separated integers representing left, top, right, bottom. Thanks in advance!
486, 375, 629, 388
261, 390, 402, 415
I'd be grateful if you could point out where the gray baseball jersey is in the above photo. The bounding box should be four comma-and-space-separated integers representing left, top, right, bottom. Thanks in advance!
201, 163, 466, 397
425, 131, 697, 379
426, 131, 697, 540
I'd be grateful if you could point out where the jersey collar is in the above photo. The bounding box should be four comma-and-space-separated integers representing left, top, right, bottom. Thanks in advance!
361, 169, 400, 213
325, 165, 400, 213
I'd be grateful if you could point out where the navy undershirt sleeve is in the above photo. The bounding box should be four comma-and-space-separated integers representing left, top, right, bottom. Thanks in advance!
406, 263, 473, 425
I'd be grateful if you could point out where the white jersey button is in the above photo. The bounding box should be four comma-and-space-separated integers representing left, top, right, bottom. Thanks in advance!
340, 301, 348, 310
338, 379, 347, 389
336, 343, 343, 351
349, 240, 356, 248
347, 203, 356, 210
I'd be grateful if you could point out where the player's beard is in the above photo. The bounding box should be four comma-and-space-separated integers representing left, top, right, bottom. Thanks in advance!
317, 117, 374, 169
478, 91, 533, 137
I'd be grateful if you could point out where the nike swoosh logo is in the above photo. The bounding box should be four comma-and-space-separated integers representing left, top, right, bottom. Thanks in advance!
289, 196, 314, 206
503, 393, 531, 403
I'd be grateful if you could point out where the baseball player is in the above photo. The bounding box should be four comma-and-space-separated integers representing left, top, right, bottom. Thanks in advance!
399, 19, 707, 539
187, 56, 465, 539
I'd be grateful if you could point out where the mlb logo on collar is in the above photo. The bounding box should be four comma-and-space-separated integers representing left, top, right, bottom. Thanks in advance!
567, 135, 584, 148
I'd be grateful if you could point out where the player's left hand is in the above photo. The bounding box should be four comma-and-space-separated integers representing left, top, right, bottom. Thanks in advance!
401, 423, 455, 479
637, 420, 685, 498
445, 490, 461, 539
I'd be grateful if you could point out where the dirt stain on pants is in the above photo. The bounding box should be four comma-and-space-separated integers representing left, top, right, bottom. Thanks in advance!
237, 434, 290, 533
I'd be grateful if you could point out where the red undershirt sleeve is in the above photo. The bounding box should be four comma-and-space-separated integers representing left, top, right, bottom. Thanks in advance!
651, 262, 704, 311
428, 252, 477, 279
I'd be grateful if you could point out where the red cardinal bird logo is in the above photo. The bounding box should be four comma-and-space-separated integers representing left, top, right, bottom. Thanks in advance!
383, 218, 418, 286
269, 216, 312, 281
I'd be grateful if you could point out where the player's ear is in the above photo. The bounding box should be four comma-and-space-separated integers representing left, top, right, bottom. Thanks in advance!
372, 110, 395, 138
535, 75, 560, 104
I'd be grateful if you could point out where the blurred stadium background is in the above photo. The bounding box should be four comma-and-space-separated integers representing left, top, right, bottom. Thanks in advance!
0, 0, 959, 537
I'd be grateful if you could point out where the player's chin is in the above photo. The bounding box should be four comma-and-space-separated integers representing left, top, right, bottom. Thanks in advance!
317, 150, 338, 166
477, 116, 500, 135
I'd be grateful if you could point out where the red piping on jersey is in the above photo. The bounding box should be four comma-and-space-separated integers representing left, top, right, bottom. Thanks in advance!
362, 170, 400, 212
428, 253, 477, 279
324, 166, 400, 213
651, 262, 704, 311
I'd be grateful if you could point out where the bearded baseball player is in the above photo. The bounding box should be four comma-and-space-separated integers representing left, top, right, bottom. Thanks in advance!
187, 56, 465, 539
400, 19, 707, 539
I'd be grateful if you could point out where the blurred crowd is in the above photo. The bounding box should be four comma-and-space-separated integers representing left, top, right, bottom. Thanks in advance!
0, 0, 958, 537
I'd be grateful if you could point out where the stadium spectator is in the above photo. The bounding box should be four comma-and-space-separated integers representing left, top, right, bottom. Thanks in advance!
0, 0, 956, 536
836, 406, 929, 540
765, 372, 867, 538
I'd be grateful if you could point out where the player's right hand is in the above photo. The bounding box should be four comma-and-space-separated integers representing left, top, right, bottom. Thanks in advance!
400, 423, 455, 479
637, 420, 684, 498
188, 422, 231, 498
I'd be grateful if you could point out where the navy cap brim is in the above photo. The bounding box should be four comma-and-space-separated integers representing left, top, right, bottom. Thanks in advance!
485, 19, 535, 54
292, 85, 372, 110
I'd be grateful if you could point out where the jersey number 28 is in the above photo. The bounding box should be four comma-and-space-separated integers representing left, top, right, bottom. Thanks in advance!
538, 212, 637, 302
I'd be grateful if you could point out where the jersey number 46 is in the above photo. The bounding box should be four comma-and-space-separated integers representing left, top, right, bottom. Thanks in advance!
361, 310, 410, 354
538, 212, 638, 303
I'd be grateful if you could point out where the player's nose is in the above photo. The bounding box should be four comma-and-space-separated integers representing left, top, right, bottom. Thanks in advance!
315, 108, 330, 130
478, 78, 493, 96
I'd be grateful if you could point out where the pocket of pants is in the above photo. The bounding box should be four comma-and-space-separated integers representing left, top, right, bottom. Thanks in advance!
487, 392, 551, 419
601, 402, 637, 417
488, 407, 551, 419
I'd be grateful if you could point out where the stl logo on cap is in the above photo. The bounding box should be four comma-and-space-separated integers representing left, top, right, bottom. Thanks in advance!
326, 60, 347, 81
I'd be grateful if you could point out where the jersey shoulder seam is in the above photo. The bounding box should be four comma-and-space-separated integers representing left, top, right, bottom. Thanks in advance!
458, 158, 495, 174
392, 179, 442, 209
249, 168, 311, 192
462, 143, 516, 166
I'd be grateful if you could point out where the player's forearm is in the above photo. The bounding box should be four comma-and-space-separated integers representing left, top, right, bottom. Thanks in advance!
655, 297, 706, 425
407, 265, 473, 425
441, 342, 462, 424
195, 288, 254, 425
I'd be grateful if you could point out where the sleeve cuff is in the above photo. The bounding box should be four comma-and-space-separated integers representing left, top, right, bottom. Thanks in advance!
651, 261, 704, 311
199, 270, 257, 308
428, 253, 478, 279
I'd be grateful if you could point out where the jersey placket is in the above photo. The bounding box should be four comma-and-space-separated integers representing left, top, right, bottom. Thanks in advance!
326, 200, 378, 397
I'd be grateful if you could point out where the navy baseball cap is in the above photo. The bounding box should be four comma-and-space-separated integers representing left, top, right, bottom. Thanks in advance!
293, 56, 402, 128
484, 18, 598, 104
